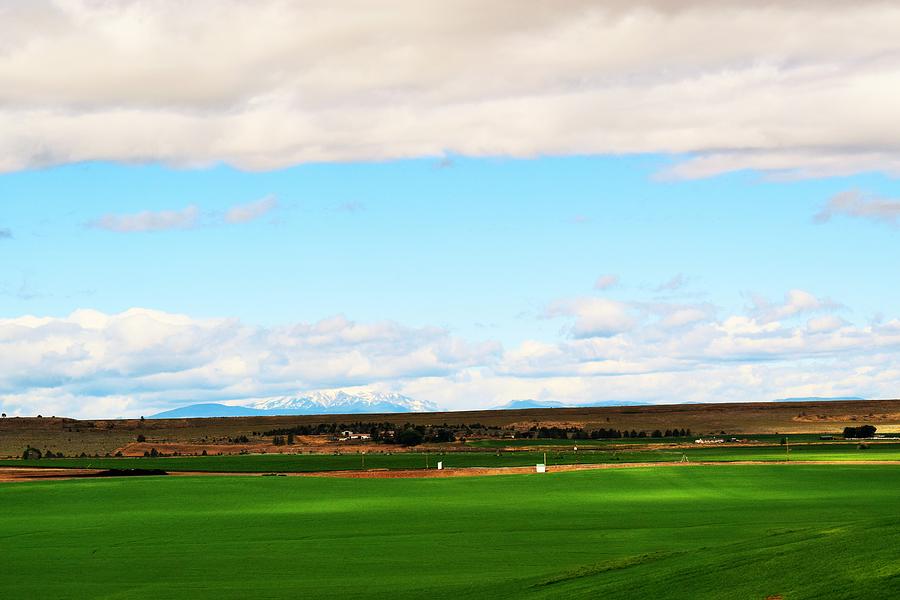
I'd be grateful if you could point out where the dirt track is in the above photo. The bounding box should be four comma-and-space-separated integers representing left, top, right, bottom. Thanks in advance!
2, 460, 899, 483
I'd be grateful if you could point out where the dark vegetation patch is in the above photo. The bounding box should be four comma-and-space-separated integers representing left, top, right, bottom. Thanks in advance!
92, 468, 168, 477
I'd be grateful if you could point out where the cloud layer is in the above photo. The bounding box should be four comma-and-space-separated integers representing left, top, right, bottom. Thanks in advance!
88, 205, 200, 233
3, 289, 899, 418
815, 190, 900, 227
3, 1, 900, 177
89, 196, 277, 232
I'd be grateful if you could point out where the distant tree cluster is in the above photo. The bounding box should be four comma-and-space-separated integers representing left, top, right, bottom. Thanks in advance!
261, 421, 458, 446
517, 426, 691, 440
22, 447, 42, 460
142, 448, 182, 457
843, 425, 877, 439
22, 447, 66, 459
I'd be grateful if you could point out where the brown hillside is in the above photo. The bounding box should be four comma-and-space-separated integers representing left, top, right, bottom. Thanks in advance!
2, 398, 898, 458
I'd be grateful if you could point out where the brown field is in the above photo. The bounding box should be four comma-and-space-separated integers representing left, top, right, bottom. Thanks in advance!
2, 398, 899, 458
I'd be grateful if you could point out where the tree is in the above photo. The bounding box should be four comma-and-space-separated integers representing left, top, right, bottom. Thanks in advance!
23, 447, 42, 460
136, 434, 146, 443
433, 429, 455, 443
150, 448, 159, 458
397, 428, 424, 446
844, 425, 877, 439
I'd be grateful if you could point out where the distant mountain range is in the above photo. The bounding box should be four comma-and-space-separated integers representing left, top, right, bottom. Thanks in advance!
150, 393, 869, 419
150, 390, 437, 419
495, 399, 651, 410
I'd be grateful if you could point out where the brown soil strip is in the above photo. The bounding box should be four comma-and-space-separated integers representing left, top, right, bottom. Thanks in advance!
0, 467, 103, 482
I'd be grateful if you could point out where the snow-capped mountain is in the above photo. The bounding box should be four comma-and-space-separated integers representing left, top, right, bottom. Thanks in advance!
250, 390, 438, 414
150, 390, 438, 418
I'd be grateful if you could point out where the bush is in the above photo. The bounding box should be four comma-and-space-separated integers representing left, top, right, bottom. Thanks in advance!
136, 434, 146, 443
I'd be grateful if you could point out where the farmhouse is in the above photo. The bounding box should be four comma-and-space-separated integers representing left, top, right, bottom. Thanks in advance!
339, 431, 371, 441
694, 438, 725, 444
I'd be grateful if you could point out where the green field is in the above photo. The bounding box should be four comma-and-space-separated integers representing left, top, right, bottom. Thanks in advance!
3, 442, 900, 472
2, 466, 900, 598
465, 433, 833, 447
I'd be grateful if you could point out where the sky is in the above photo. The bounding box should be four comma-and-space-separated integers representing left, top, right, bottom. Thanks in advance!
2, 1, 900, 418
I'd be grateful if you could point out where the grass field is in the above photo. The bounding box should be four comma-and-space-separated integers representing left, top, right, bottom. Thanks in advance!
2, 466, 900, 599
464, 433, 832, 447
4, 442, 900, 472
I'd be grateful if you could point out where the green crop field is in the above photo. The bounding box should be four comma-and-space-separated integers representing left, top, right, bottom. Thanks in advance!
465, 433, 832, 448
3, 442, 900, 472
2, 466, 900, 599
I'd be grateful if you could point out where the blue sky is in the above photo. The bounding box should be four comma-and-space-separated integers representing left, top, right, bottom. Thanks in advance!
2, 1, 900, 417
4, 157, 898, 339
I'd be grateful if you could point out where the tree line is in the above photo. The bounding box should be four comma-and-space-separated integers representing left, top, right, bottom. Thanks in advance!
522, 426, 692, 440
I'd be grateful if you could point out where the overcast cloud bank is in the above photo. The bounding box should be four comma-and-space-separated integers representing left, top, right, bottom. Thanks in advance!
2, 1, 900, 177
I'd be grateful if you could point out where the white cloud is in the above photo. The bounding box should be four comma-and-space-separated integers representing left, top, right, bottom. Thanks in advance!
2, 296, 900, 417
224, 195, 278, 224
815, 190, 900, 226
748, 289, 840, 324
2, 1, 900, 177
659, 306, 710, 329
594, 274, 619, 290
0, 308, 500, 417
89, 196, 279, 232
546, 298, 637, 338
806, 315, 848, 334
88, 205, 199, 232
655, 273, 687, 293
